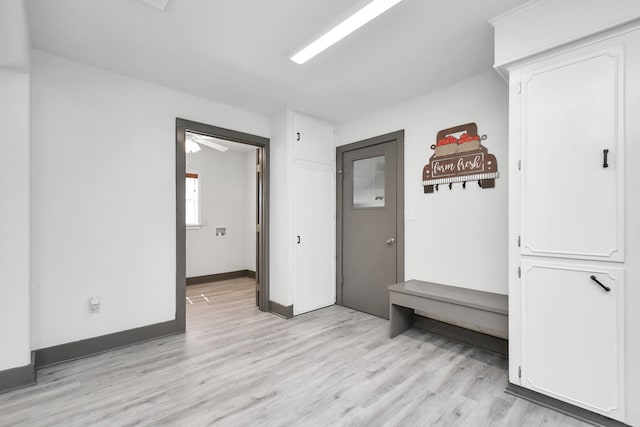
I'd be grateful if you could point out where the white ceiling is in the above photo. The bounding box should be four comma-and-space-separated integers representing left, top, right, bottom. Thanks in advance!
25, 0, 524, 123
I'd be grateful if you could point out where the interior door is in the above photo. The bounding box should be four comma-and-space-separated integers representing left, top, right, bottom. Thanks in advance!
341, 140, 398, 319
255, 148, 260, 306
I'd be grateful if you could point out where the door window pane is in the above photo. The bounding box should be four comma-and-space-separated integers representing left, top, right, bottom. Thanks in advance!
353, 155, 385, 208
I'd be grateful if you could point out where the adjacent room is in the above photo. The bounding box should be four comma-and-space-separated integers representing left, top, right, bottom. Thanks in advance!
1, 0, 639, 426
184, 130, 259, 308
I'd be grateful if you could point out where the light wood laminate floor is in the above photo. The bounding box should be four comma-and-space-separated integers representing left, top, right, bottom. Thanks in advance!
0, 278, 589, 426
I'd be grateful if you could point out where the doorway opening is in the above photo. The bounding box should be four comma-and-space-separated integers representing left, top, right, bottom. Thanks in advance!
175, 119, 270, 329
336, 130, 404, 319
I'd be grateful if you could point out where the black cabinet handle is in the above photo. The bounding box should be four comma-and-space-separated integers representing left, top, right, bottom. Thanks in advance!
297, 235, 301, 244
296, 132, 301, 141
590, 275, 611, 292
603, 149, 609, 168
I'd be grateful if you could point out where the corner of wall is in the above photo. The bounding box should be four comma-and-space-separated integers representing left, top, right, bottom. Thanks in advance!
0, 67, 31, 373
267, 110, 294, 306
0, 352, 36, 394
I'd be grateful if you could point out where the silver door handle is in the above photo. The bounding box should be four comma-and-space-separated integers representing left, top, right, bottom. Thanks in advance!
386, 238, 395, 245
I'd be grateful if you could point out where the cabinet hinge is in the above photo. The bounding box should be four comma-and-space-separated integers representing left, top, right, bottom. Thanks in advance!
256, 163, 262, 173
517, 83, 522, 94
518, 266, 521, 278
518, 366, 522, 378
517, 159, 521, 170
518, 235, 521, 247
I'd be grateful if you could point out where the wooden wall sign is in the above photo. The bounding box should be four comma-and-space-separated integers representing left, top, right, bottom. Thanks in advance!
422, 122, 499, 193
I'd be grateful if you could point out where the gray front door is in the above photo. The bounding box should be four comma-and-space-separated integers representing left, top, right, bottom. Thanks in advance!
340, 140, 399, 319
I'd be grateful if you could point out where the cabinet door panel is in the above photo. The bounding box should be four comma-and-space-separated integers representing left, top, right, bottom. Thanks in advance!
294, 164, 335, 314
521, 260, 625, 420
520, 47, 624, 261
293, 114, 334, 164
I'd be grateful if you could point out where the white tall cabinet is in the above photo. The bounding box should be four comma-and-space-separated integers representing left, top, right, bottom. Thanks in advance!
270, 110, 335, 316
496, 10, 640, 425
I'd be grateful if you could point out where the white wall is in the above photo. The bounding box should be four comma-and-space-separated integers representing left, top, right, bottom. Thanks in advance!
30, 50, 270, 349
0, 68, 31, 370
245, 151, 257, 272
337, 71, 509, 295
0, 0, 30, 72
185, 148, 256, 277
269, 110, 294, 305
0, 0, 31, 372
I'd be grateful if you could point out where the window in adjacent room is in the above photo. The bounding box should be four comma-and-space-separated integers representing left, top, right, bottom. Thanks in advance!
185, 173, 200, 227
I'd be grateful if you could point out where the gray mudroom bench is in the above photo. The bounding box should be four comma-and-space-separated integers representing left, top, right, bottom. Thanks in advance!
388, 280, 508, 353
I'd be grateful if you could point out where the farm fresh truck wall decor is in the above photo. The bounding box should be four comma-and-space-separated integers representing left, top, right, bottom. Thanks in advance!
422, 122, 499, 193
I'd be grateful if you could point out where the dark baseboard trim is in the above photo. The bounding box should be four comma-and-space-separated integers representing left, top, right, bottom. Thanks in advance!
412, 315, 508, 357
0, 352, 36, 394
269, 301, 293, 319
35, 319, 184, 368
505, 383, 629, 427
186, 270, 256, 286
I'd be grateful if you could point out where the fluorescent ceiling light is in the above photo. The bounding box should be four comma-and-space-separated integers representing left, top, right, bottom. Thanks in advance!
290, 0, 404, 64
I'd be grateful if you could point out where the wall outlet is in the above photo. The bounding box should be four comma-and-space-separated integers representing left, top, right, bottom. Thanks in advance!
89, 296, 100, 313
215, 227, 226, 237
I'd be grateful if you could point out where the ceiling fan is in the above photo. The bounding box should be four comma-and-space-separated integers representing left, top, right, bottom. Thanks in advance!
185, 133, 230, 153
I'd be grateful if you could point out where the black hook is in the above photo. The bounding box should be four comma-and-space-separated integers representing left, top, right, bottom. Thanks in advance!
478, 180, 482, 188
435, 184, 439, 191
448, 183, 452, 190
462, 181, 466, 189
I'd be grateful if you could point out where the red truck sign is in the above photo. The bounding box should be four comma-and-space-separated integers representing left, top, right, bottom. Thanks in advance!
423, 123, 498, 193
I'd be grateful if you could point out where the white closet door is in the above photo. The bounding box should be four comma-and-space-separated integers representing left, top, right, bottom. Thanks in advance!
293, 113, 334, 164
520, 260, 625, 421
293, 163, 335, 315
520, 46, 624, 261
